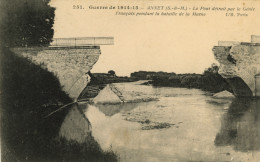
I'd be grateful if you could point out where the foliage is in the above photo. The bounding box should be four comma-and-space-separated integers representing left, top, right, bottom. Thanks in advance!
203, 63, 219, 75
150, 64, 232, 93
0, 0, 55, 47
108, 70, 116, 76
131, 71, 176, 80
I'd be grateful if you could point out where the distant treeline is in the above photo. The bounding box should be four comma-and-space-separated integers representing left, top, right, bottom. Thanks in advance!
131, 71, 176, 80
91, 72, 138, 85
143, 64, 233, 93
90, 64, 232, 93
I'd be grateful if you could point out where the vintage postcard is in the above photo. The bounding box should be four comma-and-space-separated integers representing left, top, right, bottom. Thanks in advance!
1, 0, 260, 161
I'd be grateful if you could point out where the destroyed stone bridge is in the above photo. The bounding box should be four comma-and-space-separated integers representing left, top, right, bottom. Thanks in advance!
10, 35, 260, 100
213, 35, 260, 97
11, 37, 114, 99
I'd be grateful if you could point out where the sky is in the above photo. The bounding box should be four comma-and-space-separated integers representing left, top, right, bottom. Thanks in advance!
50, 0, 260, 76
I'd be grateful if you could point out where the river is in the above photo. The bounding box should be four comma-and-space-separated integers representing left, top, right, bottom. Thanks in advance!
83, 81, 260, 162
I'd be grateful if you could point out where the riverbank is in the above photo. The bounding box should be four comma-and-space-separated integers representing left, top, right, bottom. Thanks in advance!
1, 47, 118, 161
143, 73, 232, 93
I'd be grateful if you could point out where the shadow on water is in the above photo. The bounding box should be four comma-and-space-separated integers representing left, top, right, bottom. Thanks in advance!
215, 98, 260, 152
206, 98, 234, 107
94, 101, 158, 116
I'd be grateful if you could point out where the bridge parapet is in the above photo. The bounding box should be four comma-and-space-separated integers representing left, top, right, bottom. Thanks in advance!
50, 37, 114, 47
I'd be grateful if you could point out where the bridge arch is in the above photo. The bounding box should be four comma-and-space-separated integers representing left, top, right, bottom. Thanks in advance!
226, 77, 253, 97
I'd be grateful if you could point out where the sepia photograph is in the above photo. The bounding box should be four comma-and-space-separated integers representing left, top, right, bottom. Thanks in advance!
1, 0, 260, 161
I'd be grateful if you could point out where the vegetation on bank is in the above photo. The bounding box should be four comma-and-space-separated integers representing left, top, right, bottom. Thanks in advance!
1, 48, 118, 161
92, 71, 138, 84
0, 0, 55, 47
93, 75, 138, 84
144, 64, 233, 93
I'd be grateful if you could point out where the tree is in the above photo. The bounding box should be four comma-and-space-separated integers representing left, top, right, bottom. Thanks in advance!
0, 0, 55, 47
203, 63, 219, 75
108, 70, 116, 76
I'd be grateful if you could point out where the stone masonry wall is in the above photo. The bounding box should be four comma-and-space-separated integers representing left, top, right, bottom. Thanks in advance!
213, 44, 260, 96
11, 47, 100, 99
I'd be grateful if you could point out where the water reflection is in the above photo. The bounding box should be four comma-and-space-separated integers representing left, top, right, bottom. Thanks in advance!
215, 98, 260, 152
95, 101, 158, 116
59, 103, 91, 143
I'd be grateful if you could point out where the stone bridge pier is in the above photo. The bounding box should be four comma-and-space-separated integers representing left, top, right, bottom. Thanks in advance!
213, 35, 260, 97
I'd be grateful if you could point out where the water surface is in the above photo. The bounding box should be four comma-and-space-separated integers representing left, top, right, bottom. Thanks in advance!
83, 82, 260, 162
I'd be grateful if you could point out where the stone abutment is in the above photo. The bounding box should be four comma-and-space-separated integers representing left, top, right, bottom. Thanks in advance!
213, 37, 260, 97
11, 46, 101, 99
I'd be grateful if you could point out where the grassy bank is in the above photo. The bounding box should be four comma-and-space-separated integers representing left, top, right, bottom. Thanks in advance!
1, 47, 118, 161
